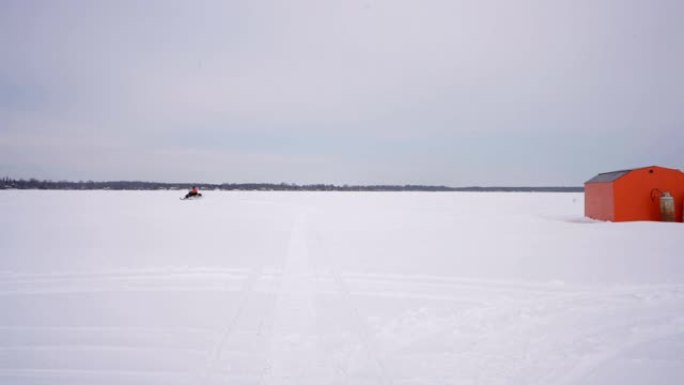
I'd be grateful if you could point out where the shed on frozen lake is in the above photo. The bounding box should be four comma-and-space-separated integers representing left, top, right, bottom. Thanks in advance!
585, 166, 684, 222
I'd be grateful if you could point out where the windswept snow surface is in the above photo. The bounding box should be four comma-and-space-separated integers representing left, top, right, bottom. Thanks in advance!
1, 190, 683, 385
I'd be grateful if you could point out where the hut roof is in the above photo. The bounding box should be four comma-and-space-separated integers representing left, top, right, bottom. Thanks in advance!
585, 169, 633, 184
584, 165, 684, 184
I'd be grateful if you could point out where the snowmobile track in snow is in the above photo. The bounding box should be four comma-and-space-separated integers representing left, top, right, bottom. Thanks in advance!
200, 265, 265, 383
259, 212, 323, 385
330, 268, 394, 385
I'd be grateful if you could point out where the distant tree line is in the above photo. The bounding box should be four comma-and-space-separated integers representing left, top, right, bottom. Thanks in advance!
0, 177, 583, 192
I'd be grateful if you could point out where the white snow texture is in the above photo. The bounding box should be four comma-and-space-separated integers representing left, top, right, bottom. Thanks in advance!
0, 191, 683, 385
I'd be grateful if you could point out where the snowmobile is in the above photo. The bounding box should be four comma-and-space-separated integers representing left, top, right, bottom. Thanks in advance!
180, 186, 203, 200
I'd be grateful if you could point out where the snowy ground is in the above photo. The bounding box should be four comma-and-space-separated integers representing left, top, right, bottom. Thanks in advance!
0, 190, 683, 385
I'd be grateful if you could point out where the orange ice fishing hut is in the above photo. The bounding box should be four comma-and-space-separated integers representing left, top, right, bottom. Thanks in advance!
585, 166, 684, 222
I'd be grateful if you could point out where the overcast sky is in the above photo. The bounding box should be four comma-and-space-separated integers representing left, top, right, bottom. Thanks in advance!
1, 0, 683, 186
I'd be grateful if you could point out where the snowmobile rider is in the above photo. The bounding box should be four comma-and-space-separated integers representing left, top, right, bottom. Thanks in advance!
185, 186, 202, 199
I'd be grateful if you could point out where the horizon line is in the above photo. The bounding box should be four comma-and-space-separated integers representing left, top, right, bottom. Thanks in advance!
1, 177, 584, 191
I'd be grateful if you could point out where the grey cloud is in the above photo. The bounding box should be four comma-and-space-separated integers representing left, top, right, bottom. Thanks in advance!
1, 0, 683, 184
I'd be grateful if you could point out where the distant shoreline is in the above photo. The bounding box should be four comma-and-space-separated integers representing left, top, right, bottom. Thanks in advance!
0, 178, 583, 192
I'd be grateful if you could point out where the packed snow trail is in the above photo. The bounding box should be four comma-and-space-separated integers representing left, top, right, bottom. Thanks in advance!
260, 213, 326, 384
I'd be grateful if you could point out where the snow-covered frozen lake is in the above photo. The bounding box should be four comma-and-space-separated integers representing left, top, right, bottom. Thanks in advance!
1, 190, 683, 385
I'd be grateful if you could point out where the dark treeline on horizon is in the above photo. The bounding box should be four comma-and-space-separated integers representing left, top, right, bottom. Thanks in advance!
0, 177, 584, 192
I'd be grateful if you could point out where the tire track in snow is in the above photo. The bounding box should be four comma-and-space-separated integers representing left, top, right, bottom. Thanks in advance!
532, 308, 684, 385
0, 326, 218, 359
259, 212, 330, 385
0, 368, 194, 384
0, 268, 254, 296
199, 265, 265, 384
455, 289, 684, 385
0, 344, 206, 354
308, 218, 394, 385
342, 273, 582, 294
330, 268, 394, 385
321, 273, 684, 384
0, 267, 250, 283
